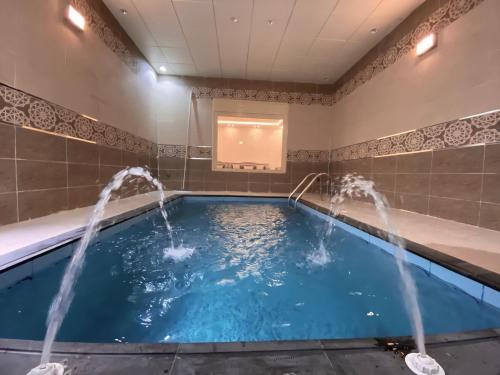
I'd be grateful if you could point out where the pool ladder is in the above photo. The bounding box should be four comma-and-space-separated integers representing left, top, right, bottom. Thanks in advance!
288, 172, 332, 208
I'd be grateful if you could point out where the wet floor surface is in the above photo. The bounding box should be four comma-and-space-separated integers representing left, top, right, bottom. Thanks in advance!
2, 337, 499, 374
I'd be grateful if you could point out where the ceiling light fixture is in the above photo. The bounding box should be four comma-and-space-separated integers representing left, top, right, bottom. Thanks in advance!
230, 17, 239, 23
120, 8, 128, 15
323, 77, 329, 82
416, 33, 437, 56
370, 28, 377, 34
267, 19, 274, 25
159, 65, 167, 73
66, 5, 85, 31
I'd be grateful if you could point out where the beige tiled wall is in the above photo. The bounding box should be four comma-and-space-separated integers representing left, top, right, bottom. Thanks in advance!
329, 0, 500, 149
0, 0, 159, 143
0, 122, 157, 226
332, 144, 500, 231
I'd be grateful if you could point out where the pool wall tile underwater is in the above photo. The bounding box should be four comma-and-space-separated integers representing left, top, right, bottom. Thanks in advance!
429, 263, 484, 301
0, 244, 76, 290
0, 262, 32, 290
295, 201, 500, 309
483, 287, 500, 308
32, 244, 74, 274
405, 252, 432, 273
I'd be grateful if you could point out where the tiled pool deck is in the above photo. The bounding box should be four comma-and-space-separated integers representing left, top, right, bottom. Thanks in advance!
1, 190, 499, 374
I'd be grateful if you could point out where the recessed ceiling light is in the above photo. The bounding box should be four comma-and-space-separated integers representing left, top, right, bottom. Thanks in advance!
230, 17, 239, 23
323, 77, 329, 82
120, 8, 128, 15
370, 28, 377, 34
267, 19, 274, 25
159, 66, 167, 73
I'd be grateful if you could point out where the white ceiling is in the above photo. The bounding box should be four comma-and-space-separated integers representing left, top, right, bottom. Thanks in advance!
103, 0, 425, 84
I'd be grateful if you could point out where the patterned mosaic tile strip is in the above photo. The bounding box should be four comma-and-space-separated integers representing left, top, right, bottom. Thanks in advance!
331, 110, 500, 161
287, 150, 330, 162
332, 0, 485, 105
158, 144, 329, 163
70, 0, 139, 71
0, 83, 156, 155
193, 87, 334, 106
158, 144, 186, 158
189, 146, 212, 159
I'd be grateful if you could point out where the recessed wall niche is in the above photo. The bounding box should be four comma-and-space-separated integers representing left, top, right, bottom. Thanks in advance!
212, 99, 289, 174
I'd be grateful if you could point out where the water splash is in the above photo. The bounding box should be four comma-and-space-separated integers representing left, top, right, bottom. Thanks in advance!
329, 174, 426, 355
307, 241, 332, 266
308, 196, 342, 267
164, 245, 195, 262
40, 167, 173, 365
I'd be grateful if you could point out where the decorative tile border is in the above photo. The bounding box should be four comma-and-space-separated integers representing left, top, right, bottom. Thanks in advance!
159, 144, 329, 163
189, 146, 212, 159
158, 144, 186, 158
0, 83, 156, 155
70, 0, 141, 72
331, 109, 500, 161
287, 150, 329, 162
193, 87, 334, 106
158, 145, 212, 159
332, 0, 484, 104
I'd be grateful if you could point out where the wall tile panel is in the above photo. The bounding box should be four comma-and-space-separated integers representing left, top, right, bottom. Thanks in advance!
0, 123, 15, 158
17, 160, 67, 191
0, 159, 16, 193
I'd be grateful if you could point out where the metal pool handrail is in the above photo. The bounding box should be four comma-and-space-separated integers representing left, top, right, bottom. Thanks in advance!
293, 172, 331, 208
288, 173, 318, 206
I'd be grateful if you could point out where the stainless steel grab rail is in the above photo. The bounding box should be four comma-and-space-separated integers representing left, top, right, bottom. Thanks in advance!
287, 173, 317, 206
293, 172, 331, 208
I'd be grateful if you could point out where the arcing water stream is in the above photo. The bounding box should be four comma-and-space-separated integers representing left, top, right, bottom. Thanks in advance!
37, 167, 173, 368
325, 174, 444, 374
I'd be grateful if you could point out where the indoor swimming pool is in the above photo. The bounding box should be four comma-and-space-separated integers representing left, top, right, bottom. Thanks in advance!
0, 197, 499, 344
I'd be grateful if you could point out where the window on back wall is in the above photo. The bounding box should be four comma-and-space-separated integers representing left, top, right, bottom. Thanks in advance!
212, 99, 288, 174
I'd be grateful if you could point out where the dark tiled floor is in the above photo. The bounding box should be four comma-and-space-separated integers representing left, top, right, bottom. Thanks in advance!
2, 338, 499, 375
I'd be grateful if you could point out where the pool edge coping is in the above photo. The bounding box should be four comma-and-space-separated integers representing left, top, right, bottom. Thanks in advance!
0, 329, 498, 355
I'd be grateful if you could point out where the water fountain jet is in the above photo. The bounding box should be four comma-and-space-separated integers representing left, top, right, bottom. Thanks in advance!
329, 174, 444, 375
27, 167, 174, 375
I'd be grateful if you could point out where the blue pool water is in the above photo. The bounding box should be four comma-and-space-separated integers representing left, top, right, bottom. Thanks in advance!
0, 197, 499, 343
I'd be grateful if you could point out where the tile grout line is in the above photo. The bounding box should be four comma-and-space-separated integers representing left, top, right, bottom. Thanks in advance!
65, 138, 69, 210
322, 349, 335, 369
14, 127, 19, 223
427, 151, 434, 216
167, 344, 180, 374
477, 145, 486, 227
